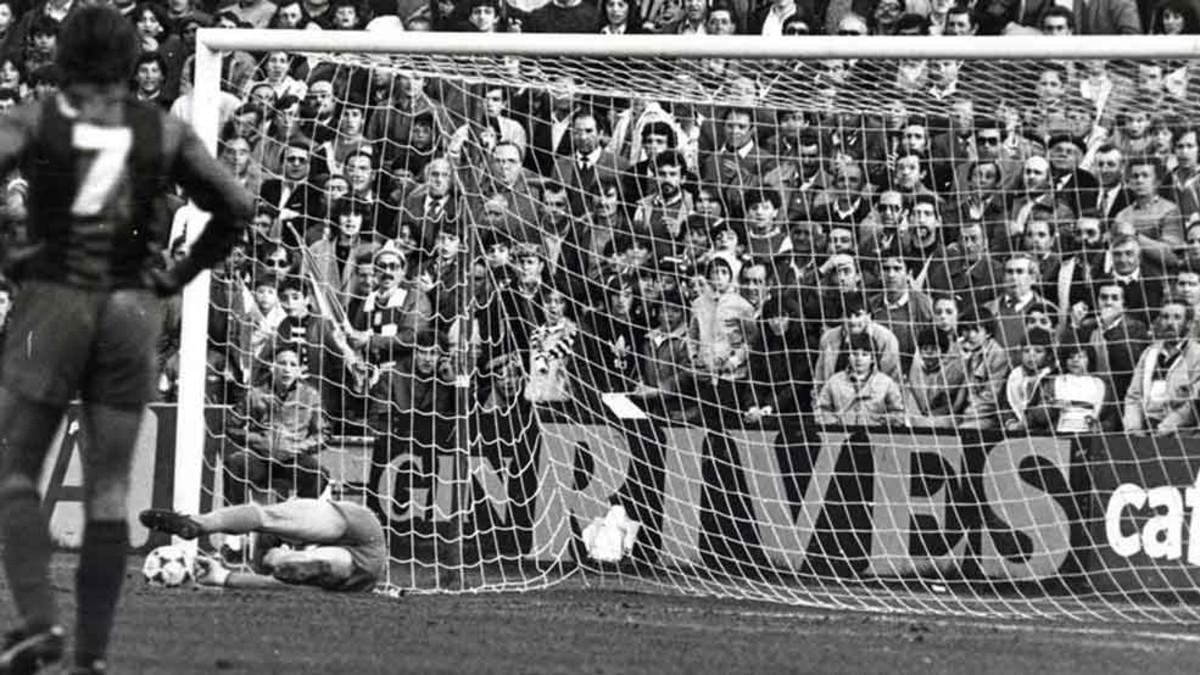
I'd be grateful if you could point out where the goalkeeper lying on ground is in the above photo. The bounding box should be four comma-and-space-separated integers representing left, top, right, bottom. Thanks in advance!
140, 500, 385, 592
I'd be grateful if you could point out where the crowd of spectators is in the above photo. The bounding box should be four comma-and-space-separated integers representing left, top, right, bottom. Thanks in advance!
4, 0, 1200, 500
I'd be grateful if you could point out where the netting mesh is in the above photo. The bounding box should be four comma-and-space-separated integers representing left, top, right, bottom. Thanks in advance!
187, 45, 1200, 621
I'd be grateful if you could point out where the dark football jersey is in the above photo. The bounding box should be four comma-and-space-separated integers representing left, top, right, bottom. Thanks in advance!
0, 94, 254, 290
19, 96, 164, 287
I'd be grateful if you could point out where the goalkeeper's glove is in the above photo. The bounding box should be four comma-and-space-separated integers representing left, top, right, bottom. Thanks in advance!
194, 555, 231, 587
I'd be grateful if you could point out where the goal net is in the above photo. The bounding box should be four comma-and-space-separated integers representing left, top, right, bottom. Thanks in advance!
179, 30, 1200, 621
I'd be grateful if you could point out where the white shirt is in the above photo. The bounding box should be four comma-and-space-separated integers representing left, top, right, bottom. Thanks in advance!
577, 147, 602, 169
760, 2, 796, 35
834, 198, 862, 221
884, 291, 910, 310
551, 114, 572, 157
1098, 184, 1123, 219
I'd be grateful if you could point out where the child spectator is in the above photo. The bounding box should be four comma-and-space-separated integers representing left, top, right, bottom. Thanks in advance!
815, 332, 906, 427
813, 293, 902, 390
269, 277, 324, 378
638, 289, 696, 421
904, 326, 965, 428
1003, 327, 1056, 430
239, 271, 287, 385
1026, 339, 1111, 433
689, 256, 754, 382
700, 219, 743, 280
690, 257, 755, 425
743, 189, 791, 259
958, 306, 1011, 429
224, 347, 327, 504
525, 286, 578, 403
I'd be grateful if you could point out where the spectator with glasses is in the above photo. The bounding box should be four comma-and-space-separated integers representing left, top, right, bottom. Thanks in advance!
860, 188, 908, 261
260, 140, 327, 247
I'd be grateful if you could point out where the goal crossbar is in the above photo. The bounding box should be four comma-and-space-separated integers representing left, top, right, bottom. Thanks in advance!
195, 28, 1200, 60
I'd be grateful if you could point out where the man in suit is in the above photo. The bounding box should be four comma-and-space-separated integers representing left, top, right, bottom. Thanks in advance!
474, 141, 541, 245
1055, 210, 1108, 317
809, 161, 872, 231
1092, 144, 1134, 222
985, 252, 1059, 362
759, 127, 830, 224
551, 110, 624, 216
1047, 133, 1100, 216
700, 107, 776, 216
259, 140, 326, 246
513, 75, 576, 178
1095, 234, 1165, 326
397, 157, 460, 260
951, 159, 1012, 253
1081, 281, 1150, 405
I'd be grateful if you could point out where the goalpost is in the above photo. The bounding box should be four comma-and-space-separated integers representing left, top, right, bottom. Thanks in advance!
181, 28, 1200, 621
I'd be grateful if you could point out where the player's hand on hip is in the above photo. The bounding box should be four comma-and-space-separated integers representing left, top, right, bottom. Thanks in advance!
144, 267, 184, 297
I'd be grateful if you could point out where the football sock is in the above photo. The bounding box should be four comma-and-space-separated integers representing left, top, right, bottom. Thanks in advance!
75, 520, 128, 667
195, 504, 263, 534
0, 483, 56, 632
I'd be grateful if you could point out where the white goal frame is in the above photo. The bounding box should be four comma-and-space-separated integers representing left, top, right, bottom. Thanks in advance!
178, 27, 1200, 521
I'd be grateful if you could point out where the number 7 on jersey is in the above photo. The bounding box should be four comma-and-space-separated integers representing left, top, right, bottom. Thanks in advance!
71, 122, 132, 217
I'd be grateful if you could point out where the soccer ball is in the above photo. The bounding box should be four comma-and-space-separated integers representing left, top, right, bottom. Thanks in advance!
142, 545, 195, 588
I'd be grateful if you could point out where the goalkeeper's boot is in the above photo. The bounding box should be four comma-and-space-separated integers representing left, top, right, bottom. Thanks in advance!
138, 509, 203, 540
0, 624, 64, 675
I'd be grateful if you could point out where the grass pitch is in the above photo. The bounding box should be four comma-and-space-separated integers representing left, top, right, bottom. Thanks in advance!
2, 554, 1199, 674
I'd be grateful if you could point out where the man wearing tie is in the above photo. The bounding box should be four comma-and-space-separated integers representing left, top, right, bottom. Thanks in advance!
551, 110, 624, 215
1092, 144, 1133, 222
397, 157, 458, 259
1094, 234, 1165, 326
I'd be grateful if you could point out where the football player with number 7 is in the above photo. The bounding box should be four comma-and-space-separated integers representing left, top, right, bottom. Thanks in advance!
0, 7, 254, 675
